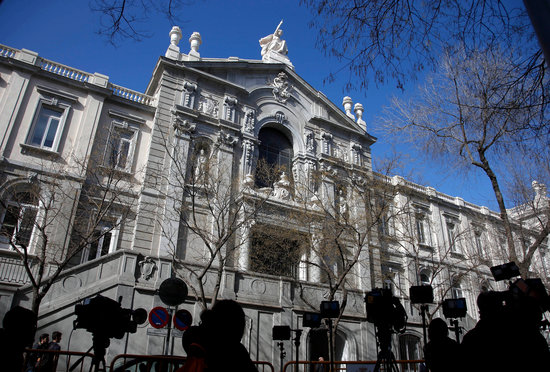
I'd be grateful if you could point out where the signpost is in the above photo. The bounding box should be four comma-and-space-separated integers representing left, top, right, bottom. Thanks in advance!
173, 309, 193, 331
149, 307, 170, 329
157, 277, 189, 355
158, 277, 188, 306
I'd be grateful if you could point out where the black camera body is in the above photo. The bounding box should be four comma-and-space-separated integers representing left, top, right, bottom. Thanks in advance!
74, 295, 141, 339
365, 288, 407, 333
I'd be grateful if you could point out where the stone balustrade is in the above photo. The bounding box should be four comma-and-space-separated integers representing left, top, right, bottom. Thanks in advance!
0, 44, 17, 58
39, 58, 91, 82
0, 251, 38, 285
0, 43, 155, 107
110, 83, 154, 106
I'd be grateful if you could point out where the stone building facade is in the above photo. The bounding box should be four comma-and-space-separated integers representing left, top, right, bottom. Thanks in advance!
0, 26, 548, 369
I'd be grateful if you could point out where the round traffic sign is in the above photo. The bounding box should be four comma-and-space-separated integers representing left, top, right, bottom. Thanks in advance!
149, 306, 170, 329
173, 309, 193, 331
159, 278, 188, 306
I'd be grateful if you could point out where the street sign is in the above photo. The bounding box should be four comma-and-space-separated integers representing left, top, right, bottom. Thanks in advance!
173, 309, 193, 331
158, 278, 188, 306
149, 306, 170, 329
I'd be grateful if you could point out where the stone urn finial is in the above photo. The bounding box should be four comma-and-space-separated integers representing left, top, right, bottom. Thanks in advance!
342, 96, 355, 119
189, 32, 202, 54
169, 26, 182, 46
354, 102, 366, 130
354, 102, 364, 120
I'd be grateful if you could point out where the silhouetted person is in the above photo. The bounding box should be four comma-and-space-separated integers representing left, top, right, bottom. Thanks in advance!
179, 311, 210, 372
39, 331, 62, 372
178, 302, 257, 372
314, 356, 328, 372
423, 318, 460, 372
0, 306, 37, 372
461, 291, 550, 372
26, 333, 49, 371
205, 300, 257, 372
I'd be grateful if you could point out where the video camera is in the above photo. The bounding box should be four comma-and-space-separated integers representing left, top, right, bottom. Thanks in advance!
482, 262, 550, 327
365, 288, 407, 333
74, 295, 147, 339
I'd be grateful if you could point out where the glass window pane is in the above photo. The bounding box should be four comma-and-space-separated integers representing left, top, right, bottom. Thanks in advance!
18, 206, 38, 245
43, 117, 60, 148
31, 113, 49, 146
0, 205, 19, 238
118, 140, 131, 168
31, 106, 62, 147
101, 232, 112, 256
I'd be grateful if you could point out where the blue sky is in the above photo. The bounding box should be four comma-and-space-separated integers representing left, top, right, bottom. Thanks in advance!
0, 0, 498, 209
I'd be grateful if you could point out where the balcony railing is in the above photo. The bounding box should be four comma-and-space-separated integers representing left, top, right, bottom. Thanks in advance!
0, 43, 154, 107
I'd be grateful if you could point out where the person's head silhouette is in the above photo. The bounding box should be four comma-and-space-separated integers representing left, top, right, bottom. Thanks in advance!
211, 299, 246, 341
428, 317, 449, 341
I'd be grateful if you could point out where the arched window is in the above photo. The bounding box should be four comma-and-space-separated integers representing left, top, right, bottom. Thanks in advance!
256, 127, 293, 187
0, 190, 39, 248
419, 269, 431, 286
399, 334, 422, 372
451, 278, 463, 299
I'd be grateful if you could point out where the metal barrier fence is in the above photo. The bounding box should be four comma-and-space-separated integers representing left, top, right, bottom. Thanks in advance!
283, 359, 425, 372
24, 348, 95, 372
23, 349, 276, 372
110, 354, 187, 372
109, 354, 274, 372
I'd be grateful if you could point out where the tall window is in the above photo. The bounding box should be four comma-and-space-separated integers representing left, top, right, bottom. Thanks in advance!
419, 270, 431, 286
25, 89, 74, 152
474, 230, 485, 258
256, 127, 293, 187
105, 121, 138, 172
451, 278, 463, 299
29, 106, 63, 148
399, 334, 422, 372
415, 212, 430, 246
0, 192, 39, 248
81, 221, 119, 263
447, 221, 461, 253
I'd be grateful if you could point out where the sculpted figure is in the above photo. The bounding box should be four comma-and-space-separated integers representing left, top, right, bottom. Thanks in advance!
259, 20, 288, 56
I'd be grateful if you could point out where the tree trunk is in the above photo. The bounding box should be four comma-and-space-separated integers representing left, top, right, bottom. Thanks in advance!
476, 150, 523, 275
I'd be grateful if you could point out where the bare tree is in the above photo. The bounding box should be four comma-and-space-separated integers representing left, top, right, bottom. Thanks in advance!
381, 47, 550, 277
158, 137, 277, 310
0, 156, 135, 314
301, 0, 543, 92
90, 0, 187, 44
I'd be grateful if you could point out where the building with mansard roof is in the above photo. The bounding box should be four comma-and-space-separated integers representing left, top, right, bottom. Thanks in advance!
0, 25, 548, 368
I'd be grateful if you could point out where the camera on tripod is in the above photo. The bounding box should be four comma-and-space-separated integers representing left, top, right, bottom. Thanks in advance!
74, 295, 147, 339
486, 262, 550, 323
365, 288, 407, 333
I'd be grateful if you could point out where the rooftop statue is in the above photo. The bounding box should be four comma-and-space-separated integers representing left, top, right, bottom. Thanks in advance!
259, 20, 288, 57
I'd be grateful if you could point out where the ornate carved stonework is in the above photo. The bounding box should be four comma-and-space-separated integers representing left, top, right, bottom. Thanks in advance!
305, 130, 315, 154
138, 256, 157, 281
272, 172, 292, 200
217, 131, 238, 147
182, 81, 198, 108
267, 110, 288, 125
172, 114, 196, 136
223, 96, 238, 122
242, 139, 255, 175
243, 109, 255, 133
270, 72, 292, 103
321, 131, 333, 155
198, 95, 219, 118
351, 142, 362, 165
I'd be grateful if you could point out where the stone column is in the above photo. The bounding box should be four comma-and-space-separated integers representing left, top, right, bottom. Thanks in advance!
157, 116, 195, 258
